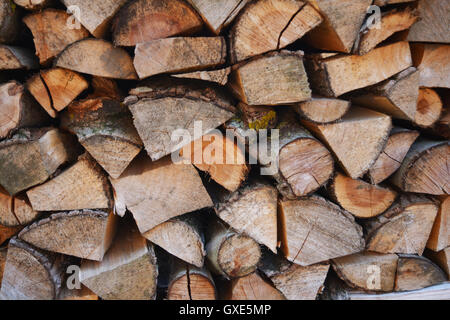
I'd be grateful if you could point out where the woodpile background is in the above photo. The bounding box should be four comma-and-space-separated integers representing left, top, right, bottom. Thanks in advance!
0, 0, 448, 300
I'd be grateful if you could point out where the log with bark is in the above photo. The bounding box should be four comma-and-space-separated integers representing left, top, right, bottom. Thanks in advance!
0, 0, 20, 44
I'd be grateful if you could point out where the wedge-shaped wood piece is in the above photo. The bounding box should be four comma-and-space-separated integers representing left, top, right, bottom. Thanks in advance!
407, 0, 450, 43
27, 68, 88, 117
0, 187, 39, 227
0, 128, 78, 195
110, 155, 212, 233
367, 128, 419, 185
112, 0, 203, 46
89, 77, 124, 101
13, 0, 53, 10
352, 67, 419, 121
229, 0, 322, 62
27, 153, 112, 211
80, 219, 158, 300
173, 67, 231, 86
215, 183, 278, 253
301, 107, 392, 179
365, 195, 439, 255
279, 195, 365, 266
411, 44, 450, 88
395, 255, 447, 292
0, 0, 20, 44
0, 45, 38, 70
329, 172, 397, 219
295, 97, 350, 124
144, 212, 205, 268
225, 272, 285, 300
134, 37, 226, 79
55, 39, 137, 80
0, 225, 21, 246
306, 42, 412, 97
426, 247, 450, 277
427, 196, 450, 252
126, 78, 236, 162
430, 109, 450, 140
61, 99, 143, 179
391, 139, 449, 195
415, 88, 443, 128
332, 252, 398, 292
0, 238, 66, 300
23, 9, 89, 65
0, 81, 49, 139
62, 0, 128, 38
18, 210, 117, 261
305, 0, 372, 53
230, 51, 311, 105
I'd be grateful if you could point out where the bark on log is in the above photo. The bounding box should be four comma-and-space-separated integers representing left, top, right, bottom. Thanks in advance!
237, 102, 277, 130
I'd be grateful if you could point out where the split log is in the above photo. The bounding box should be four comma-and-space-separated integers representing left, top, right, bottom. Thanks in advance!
390, 139, 449, 195
407, 0, 450, 43
205, 218, 261, 279
23, 9, 89, 65
0, 238, 66, 300
415, 88, 443, 128
426, 248, 450, 278
0, 45, 38, 70
126, 78, 235, 162
374, 0, 415, 5
0, 225, 21, 246
229, 0, 322, 63
62, 0, 128, 38
143, 212, 205, 268
0, 128, 79, 195
305, 0, 372, 53
300, 107, 392, 179
411, 43, 450, 88
173, 68, 231, 86
229, 51, 311, 105
55, 39, 137, 80
352, 67, 419, 122
306, 42, 412, 97
134, 37, 226, 79
295, 97, 350, 124
61, 98, 143, 179
429, 108, 450, 140
109, 155, 212, 234
332, 251, 398, 292
0, 187, 39, 227
367, 128, 419, 185
26, 153, 112, 211
215, 183, 278, 253
27, 68, 88, 117
18, 209, 117, 261
58, 285, 98, 300
112, 0, 203, 46
395, 255, 447, 292
0, 0, 20, 44
279, 195, 365, 266
365, 195, 439, 255
237, 103, 277, 130
224, 272, 285, 300
89, 77, 123, 101
80, 219, 158, 300
427, 196, 449, 252
13, 0, 53, 10
328, 172, 397, 219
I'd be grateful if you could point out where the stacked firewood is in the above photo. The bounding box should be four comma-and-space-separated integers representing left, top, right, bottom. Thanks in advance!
0, 0, 448, 300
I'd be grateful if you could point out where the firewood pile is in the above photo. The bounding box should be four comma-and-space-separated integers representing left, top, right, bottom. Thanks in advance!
0, 0, 448, 300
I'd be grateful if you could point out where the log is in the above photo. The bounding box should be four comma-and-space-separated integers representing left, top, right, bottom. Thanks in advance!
367, 128, 419, 185
374, 0, 415, 5
395, 255, 447, 292
229, 0, 322, 63
229, 51, 311, 105
365, 195, 439, 255
143, 212, 205, 268
305, 42, 413, 97
426, 196, 450, 252
18, 209, 117, 261
13, 0, 53, 10
0, 80, 48, 139
0, 187, 39, 227
328, 172, 398, 219
224, 272, 285, 300
0, 45, 38, 70
205, 218, 261, 279
237, 103, 277, 130
89, 77, 124, 101
173, 67, 231, 86
279, 195, 365, 266
411, 43, 450, 88
300, 107, 392, 179
126, 78, 236, 162
430, 108, 450, 139
415, 88, 443, 128
109, 155, 212, 234
55, 39, 137, 80
134, 37, 226, 79
26, 68, 89, 117
62, 0, 128, 38
407, 0, 450, 43
390, 139, 449, 195
58, 285, 98, 300
112, 0, 203, 46
0, 238, 67, 300
305, 0, 372, 53
0, 225, 21, 246
215, 182, 278, 253
426, 247, 450, 278
80, 218, 158, 300
23, 9, 89, 65
295, 97, 350, 124
26, 153, 112, 211
332, 251, 398, 292
0, 127, 79, 195
0, 0, 20, 44
61, 98, 143, 179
